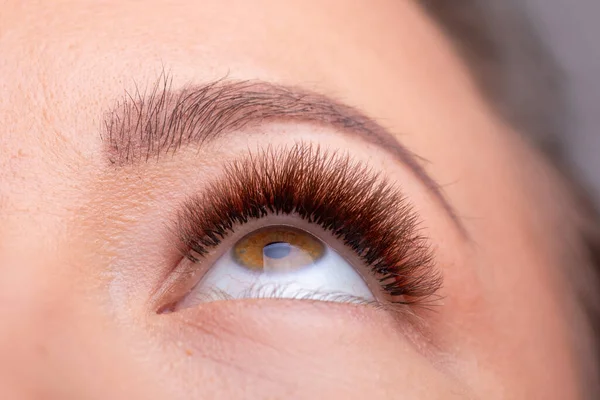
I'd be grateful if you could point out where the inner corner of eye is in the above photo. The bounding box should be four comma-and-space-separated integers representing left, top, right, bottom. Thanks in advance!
173, 225, 378, 310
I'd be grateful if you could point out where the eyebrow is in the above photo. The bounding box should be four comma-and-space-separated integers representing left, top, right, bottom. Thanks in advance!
102, 76, 467, 237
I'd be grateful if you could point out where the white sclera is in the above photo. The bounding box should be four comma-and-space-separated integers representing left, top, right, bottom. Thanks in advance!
179, 244, 375, 307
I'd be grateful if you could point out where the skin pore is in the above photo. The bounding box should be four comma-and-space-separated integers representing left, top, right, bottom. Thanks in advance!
0, 0, 587, 399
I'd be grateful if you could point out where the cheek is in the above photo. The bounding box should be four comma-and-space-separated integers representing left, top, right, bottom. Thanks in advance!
150, 300, 467, 399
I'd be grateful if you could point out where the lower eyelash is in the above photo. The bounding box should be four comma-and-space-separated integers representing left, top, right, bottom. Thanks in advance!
176, 142, 442, 306
181, 283, 378, 306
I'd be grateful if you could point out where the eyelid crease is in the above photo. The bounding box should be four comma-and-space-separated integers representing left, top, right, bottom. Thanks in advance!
101, 72, 468, 238
175, 142, 443, 306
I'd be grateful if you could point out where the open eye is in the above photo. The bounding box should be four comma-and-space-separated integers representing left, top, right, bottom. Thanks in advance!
176, 225, 375, 309
166, 145, 441, 312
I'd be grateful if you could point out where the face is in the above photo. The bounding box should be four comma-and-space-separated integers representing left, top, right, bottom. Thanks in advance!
0, 1, 586, 399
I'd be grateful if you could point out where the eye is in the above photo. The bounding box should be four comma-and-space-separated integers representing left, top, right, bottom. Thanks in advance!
176, 225, 375, 309
165, 144, 441, 313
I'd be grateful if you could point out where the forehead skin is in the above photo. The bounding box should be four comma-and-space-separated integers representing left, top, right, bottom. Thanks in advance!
0, 0, 581, 399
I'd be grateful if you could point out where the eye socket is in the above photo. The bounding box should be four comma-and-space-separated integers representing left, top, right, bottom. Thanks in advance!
167, 145, 442, 313
175, 225, 375, 309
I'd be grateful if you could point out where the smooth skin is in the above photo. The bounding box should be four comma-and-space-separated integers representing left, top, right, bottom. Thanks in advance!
0, 0, 585, 399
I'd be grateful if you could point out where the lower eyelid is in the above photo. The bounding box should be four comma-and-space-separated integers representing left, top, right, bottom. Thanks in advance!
157, 290, 442, 367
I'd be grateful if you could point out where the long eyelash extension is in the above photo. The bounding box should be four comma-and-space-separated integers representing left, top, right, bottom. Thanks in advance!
177, 142, 442, 305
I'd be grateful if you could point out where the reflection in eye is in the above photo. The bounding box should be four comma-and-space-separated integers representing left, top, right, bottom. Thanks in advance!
177, 226, 375, 308
233, 226, 325, 272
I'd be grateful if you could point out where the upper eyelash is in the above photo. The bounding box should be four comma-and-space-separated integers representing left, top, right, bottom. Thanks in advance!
176, 142, 442, 305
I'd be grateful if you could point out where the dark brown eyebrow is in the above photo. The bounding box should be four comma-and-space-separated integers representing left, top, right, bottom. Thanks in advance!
102, 76, 467, 237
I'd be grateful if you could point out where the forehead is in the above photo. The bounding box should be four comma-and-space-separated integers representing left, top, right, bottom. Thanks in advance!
0, 0, 491, 167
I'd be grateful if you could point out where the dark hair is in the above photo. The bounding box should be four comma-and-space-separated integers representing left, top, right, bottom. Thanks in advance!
420, 1, 600, 397
420, 0, 564, 153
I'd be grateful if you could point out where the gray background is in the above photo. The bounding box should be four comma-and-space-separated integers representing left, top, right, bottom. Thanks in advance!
526, 0, 599, 199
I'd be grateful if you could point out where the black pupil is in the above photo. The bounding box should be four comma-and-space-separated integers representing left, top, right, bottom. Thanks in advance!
263, 242, 292, 259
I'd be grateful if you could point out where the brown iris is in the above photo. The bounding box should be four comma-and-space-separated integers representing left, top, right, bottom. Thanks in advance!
233, 226, 325, 272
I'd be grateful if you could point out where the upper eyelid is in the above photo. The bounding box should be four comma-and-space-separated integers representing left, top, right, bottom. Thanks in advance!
101, 73, 468, 238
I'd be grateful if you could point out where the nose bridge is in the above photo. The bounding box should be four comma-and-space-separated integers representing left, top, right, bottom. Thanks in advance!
0, 156, 81, 400
0, 63, 112, 395
0, 247, 97, 400
0, 258, 52, 399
